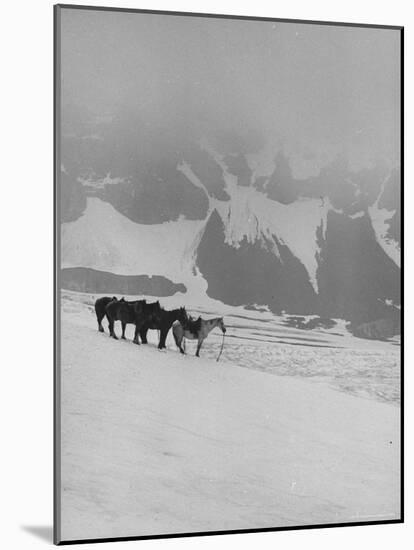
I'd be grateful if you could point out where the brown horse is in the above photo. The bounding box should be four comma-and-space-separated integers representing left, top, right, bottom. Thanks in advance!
139, 307, 188, 349
106, 299, 161, 343
173, 316, 226, 357
94, 296, 118, 333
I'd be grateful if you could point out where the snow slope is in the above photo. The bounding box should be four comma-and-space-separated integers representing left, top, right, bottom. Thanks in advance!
213, 185, 328, 292
62, 290, 400, 404
368, 203, 400, 267
368, 179, 400, 267
179, 143, 329, 293
61, 190, 328, 303
59, 295, 400, 542
61, 197, 210, 302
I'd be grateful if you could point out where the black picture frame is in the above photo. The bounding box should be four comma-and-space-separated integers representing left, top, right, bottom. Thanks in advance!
54, 4, 404, 545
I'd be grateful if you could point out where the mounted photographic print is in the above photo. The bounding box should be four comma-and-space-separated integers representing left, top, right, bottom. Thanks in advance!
54, 4, 403, 545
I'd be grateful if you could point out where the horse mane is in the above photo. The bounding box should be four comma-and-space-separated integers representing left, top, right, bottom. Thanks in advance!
120, 298, 146, 305
185, 315, 201, 335
143, 300, 160, 311
162, 307, 185, 314
201, 316, 221, 324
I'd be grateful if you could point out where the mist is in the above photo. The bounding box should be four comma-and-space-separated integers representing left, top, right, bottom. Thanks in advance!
60, 9, 401, 177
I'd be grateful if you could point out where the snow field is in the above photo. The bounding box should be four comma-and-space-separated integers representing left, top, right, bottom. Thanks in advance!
59, 295, 400, 541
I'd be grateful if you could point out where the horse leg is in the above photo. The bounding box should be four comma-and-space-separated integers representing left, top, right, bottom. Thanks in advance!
158, 328, 168, 349
108, 318, 118, 339
97, 312, 104, 332
121, 322, 126, 340
133, 323, 141, 345
177, 335, 185, 354
180, 337, 187, 354
173, 328, 185, 354
140, 327, 148, 344
195, 337, 204, 357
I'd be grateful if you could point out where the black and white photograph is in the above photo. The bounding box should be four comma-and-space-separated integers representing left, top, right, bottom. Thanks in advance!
54, 5, 402, 544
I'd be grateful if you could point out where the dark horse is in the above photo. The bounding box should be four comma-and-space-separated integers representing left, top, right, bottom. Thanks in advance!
94, 296, 118, 333
105, 299, 161, 344
140, 307, 188, 349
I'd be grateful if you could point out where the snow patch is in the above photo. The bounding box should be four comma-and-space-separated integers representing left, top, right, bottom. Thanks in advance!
61, 197, 213, 303
213, 184, 329, 293
368, 205, 400, 266
349, 211, 365, 219
176, 161, 210, 199
368, 179, 400, 267
59, 296, 400, 540
78, 173, 127, 190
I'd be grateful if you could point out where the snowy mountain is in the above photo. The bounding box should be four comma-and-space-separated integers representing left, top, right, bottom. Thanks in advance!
61, 124, 401, 335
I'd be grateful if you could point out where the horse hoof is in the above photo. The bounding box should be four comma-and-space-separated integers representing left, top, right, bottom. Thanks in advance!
98, 327, 104, 333
121, 336, 126, 340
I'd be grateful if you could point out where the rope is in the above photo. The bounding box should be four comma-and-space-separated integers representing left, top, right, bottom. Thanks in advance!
216, 332, 225, 362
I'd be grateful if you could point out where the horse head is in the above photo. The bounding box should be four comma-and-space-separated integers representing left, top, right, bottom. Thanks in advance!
178, 307, 188, 325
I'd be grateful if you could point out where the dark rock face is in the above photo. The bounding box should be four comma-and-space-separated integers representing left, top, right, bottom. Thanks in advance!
264, 153, 391, 215
61, 268, 186, 296
316, 211, 400, 323
196, 210, 318, 315
223, 154, 253, 187
378, 168, 401, 246
196, 207, 400, 325
94, 160, 210, 225
61, 110, 218, 223
62, 145, 210, 225
266, 151, 297, 204
301, 158, 386, 212
349, 317, 401, 341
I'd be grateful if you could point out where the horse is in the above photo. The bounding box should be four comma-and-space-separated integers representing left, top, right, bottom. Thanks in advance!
105, 299, 161, 343
173, 316, 226, 357
94, 296, 118, 333
139, 307, 188, 350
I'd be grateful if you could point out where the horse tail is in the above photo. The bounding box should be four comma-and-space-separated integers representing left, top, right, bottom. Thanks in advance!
172, 326, 179, 348
172, 322, 181, 349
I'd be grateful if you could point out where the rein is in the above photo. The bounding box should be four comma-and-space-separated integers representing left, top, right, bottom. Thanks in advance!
216, 332, 225, 362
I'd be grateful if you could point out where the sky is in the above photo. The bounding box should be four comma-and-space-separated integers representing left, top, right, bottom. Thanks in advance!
60, 8, 401, 177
